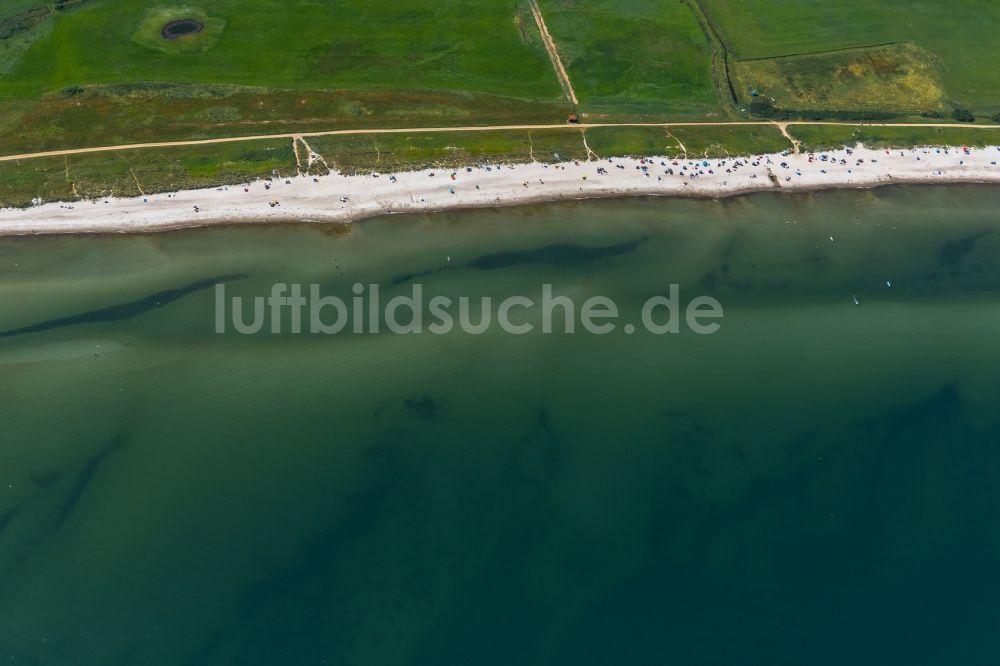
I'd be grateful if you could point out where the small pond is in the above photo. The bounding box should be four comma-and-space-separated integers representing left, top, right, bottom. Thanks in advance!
161, 19, 204, 39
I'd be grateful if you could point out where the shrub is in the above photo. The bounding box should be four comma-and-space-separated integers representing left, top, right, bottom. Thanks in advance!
58, 86, 86, 98
748, 99, 897, 122
952, 108, 975, 123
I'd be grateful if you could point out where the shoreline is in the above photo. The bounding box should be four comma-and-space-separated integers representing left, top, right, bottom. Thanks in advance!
1, 144, 999, 236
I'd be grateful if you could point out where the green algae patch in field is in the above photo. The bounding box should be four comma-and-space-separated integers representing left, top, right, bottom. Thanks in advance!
132, 7, 224, 54
732, 43, 946, 115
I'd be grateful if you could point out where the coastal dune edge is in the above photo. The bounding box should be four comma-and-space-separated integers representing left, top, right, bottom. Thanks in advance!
2, 144, 998, 236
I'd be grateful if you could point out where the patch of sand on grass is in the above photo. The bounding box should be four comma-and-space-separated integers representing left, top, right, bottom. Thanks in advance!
732, 42, 946, 113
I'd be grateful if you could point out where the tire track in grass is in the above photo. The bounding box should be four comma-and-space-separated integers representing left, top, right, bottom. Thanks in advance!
528, 0, 578, 107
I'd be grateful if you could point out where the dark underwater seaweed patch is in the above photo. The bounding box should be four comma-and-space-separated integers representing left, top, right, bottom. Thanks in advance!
0, 505, 23, 539
0, 274, 245, 339
466, 238, 646, 270
404, 394, 438, 418
938, 231, 991, 270
53, 434, 128, 530
388, 237, 646, 285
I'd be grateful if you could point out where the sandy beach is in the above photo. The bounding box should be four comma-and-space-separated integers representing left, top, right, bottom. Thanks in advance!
1, 144, 999, 235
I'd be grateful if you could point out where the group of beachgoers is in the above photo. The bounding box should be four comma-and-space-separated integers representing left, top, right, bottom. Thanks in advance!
4, 143, 1000, 235
306, 144, 1000, 200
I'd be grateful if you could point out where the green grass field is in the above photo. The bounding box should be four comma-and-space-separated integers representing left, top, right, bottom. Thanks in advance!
1, 0, 999, 205
0, 139, 297, 206
0, 0, 573, 153
1, 0, 561, 99
584, 125, 789, 158
3, 1, 998, 134
0, 140, 297, 207
0, 0, 55, 76
537, 0, 721, 119
0, 86, 569, 154
731, 43, 947, 114
701, 0, 1000, 115
788, 125, 1000, 152
305, 129, 590, 174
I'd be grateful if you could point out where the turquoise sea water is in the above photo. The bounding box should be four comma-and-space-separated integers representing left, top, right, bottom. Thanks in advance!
1, 186, 999, 664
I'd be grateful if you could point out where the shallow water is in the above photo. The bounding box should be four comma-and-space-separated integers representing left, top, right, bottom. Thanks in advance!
0, 186, 999, 664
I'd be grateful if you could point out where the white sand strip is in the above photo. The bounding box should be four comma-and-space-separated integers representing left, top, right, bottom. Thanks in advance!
1, 144, 999, 236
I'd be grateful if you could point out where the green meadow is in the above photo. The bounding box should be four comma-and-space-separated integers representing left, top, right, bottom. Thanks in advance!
700, 0, 1000, 114
0, 0, 561, 99
0, 141, 296, 207
3, 1, 998, 131
1, 0, 998, 204
305, 129, 590, 174
583, 125, 789, 159
731, 43, 947, 114
788, 125, 1000, 152
536, 0, 722, 119
0, 86, 568, 154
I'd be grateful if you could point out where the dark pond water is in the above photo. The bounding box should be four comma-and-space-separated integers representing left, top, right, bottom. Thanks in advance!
161, 19, 203, 39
